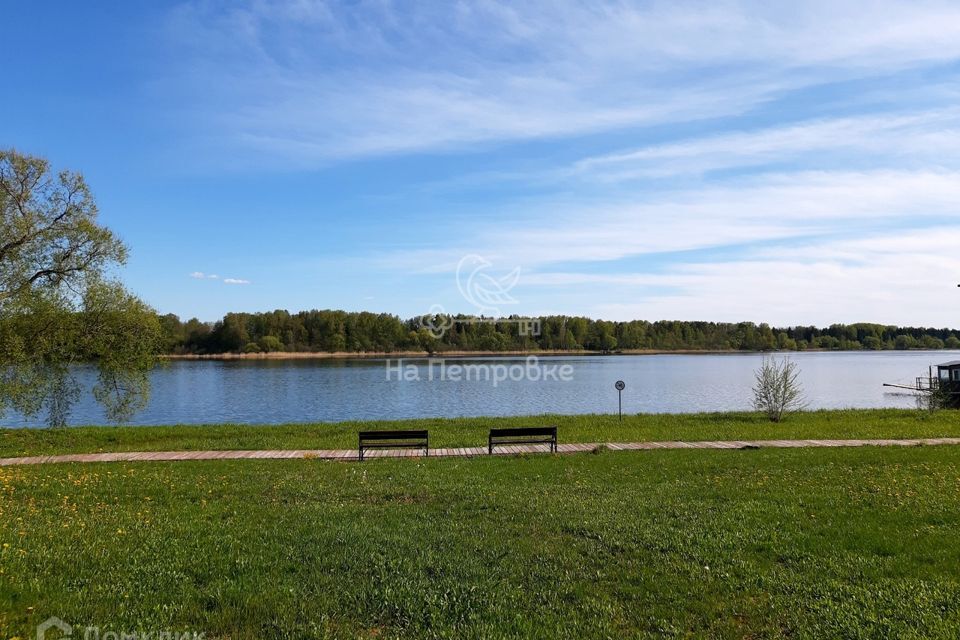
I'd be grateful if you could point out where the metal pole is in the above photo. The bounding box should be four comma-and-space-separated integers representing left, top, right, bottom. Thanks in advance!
614, 380, 625, 421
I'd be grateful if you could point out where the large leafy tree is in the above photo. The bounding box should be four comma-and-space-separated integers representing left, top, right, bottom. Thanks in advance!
0, 149, 160, 426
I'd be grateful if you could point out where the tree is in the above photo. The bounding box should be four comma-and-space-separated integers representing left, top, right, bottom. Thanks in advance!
776, 332, 797, 350
752, 357, 806, 422
0, 150, 160, 426
894, 334, 917, 350
210, 313, 249, 352
598, 333, 618, 352
258, 335, 284, 352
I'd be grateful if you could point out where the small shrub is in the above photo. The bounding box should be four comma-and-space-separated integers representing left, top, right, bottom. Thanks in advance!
752, 357, 806, 422
916, 387, 950, 414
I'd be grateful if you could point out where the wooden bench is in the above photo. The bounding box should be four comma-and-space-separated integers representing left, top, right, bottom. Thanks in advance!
488, 426, 557, 454
358, 430, 429, 461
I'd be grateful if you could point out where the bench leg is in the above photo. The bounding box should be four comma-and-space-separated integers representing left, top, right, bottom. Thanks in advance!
358, 448, 364, 462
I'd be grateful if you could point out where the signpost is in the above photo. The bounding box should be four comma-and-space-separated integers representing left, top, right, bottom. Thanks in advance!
615, 380, 625, 421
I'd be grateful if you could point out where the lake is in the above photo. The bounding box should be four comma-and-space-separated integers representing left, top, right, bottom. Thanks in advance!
1, 351, 955, 427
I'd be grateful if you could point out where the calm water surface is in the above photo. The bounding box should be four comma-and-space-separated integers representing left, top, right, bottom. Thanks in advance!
2, 351, 955, 427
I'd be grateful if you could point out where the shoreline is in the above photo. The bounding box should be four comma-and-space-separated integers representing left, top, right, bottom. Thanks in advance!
159, 347, 955, 360
161, 348, 756, 360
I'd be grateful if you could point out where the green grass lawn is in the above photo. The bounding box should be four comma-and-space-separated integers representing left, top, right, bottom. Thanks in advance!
2, 409, 960, 457
2, 444, 960, 638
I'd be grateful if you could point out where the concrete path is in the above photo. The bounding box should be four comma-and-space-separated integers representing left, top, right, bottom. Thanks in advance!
2, 437, 959, 466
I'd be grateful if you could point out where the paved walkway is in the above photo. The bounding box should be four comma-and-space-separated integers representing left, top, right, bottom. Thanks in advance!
2, 437, 959, 466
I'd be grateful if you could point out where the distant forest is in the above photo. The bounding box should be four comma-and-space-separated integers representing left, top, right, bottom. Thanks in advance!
158, 310, 960, 355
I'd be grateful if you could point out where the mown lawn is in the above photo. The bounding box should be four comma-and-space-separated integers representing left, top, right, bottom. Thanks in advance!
2, 409, 960, 457
1, 445, 959, 638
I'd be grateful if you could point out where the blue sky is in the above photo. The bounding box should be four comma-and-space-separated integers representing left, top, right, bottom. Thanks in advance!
4, 1, 960, 326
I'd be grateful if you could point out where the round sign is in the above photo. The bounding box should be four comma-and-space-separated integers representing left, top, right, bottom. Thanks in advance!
615, 380, 625, 391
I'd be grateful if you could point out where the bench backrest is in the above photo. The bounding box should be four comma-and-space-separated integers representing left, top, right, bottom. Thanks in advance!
359, 430, 428, 442
489, 426, 557, 438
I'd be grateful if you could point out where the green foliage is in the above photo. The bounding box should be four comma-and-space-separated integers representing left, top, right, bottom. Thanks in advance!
157, 309, 960, 355
896, 334, 918, 350
258, 335, 284, 352
0, 151, 125, 303
0, 150, 160, 426
917, 385, 952, 413
922, 335, 946, 349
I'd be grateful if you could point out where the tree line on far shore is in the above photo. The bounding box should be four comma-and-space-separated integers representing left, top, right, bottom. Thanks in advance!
158, 310, 960, 355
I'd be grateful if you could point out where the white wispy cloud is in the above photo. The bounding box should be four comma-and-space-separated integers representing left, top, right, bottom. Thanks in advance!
191, 272, 249, 285
387, 226, 960, 326
160, 0, 960, 164
571, 109, 960, 181
579, 227, 960, 326
377, 169, 960, 272
372, 166, 960, 325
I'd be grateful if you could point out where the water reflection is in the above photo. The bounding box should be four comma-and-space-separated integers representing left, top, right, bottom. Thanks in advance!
2, 351, 954, 427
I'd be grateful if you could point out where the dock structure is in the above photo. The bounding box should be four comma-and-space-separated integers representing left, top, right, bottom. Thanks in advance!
884, 361, 960, 408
